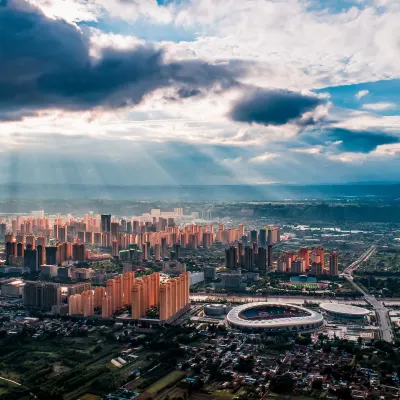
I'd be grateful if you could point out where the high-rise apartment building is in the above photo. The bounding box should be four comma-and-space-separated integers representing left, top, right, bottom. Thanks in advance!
154, 243, 161, 261
68, 282, 91, 296
72, 243, 85, 262
291, 259, 305, 274
45, 246, 58, 265
131, 282, 142, 319
313, 247, 325, 267
158, 272, 189, 322
225, 246, 238, 269
311, 262, 323, 275
250, 230, 258, 244
26, 234, 35, 249
37, 245, 45, 266
82, 290, 94, 317
24, 246, 38, 273
244, 246, 254, 270
101, 214, 111, 233
259, 229, 267, 247
202, 232, 213, 249
23, 282, 61, 310
69, 294, 83, 315
106, 279, 117, 312
36, 236, 46, 248
203, 266, 216, 280
94, 287, 105, 308
123, 272, 135, 306
329, 252, 339, 276
298, 248, 310, 269
0, 224, 6, 239
114, 275, 124, 310
102, 296, 113, 318
112, 239, 119, 258
267, 244, 273, 269
58, 226, 66, 242
257, 247, 267, 273
17, 242, 24, 257
111, 222, 119, 238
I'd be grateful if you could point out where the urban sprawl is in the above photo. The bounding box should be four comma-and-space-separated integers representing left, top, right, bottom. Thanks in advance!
1, 207, 400, 400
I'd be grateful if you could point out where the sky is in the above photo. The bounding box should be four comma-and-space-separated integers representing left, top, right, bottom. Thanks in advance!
1, 0, 400, 186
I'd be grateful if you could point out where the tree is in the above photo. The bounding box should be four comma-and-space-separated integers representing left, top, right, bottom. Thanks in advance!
336, 387, 352, 400
312, 380, 323, 390
270, 374, 295, 394
92, 344, 103, 353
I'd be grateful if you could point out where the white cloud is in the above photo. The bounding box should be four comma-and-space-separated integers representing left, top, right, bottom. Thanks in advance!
220, 157, 243, 164
127, 0, 400, 89
249, 152, 279, 164
362, 102, 397, 111
327, 152, 367, 163
326, 143, 400, 165
355, 90, 369, 99
371, 143, 400, 157
331, 110, 400, 132
292, 146, 323, 154
30, 0, 101, 22
28, 0, 400, 91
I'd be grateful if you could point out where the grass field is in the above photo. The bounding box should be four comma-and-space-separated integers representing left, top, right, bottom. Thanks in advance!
288, 283, 319, 289
77, 394, 101, 400
212, 390, 235, 398
147, 370, 185, 393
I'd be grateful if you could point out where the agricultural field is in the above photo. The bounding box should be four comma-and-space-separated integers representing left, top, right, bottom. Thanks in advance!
0, 329, 142, 400
147, 370, 185, 394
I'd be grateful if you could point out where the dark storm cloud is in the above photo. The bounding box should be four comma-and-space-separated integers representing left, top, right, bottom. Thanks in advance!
301, 128, 399, 153
0, 0, 327, 127
230, 89, 323, 126
176, 88, 202, 98
0, 0, 237, 120
327, 128, 400, 153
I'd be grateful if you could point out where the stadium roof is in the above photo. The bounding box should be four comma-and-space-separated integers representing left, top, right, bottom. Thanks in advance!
320, 303, 370, 316
227, 302, 323, 329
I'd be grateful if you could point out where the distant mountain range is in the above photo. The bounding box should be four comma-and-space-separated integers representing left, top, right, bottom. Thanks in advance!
1, 183, 400, 201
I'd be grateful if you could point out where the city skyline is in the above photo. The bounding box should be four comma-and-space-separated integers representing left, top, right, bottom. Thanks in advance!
1, 0, 400, 186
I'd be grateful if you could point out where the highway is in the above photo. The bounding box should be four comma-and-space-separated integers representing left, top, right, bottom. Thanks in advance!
343, 245, 376, 275
343, 246, 394, 342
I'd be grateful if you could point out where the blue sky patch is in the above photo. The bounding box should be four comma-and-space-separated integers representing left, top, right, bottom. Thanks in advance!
317, 79, 400, 115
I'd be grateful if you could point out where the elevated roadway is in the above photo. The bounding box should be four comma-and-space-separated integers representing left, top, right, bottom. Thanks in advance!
343, 246, 394, 342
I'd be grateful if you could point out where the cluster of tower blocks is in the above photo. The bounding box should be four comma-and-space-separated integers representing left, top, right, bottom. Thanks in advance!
68, 271, 191, 321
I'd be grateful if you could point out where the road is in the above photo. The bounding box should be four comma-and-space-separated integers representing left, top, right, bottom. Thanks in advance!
343, 245, 376, 275
0, 376, 39, 399
190, 294, 369, 305
0, 376, 21, 386
191, 293, 400, 306
343, 246, 394, 342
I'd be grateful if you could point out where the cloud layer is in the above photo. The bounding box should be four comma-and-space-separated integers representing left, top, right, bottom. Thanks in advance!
0, 0, 240, 120
1, 0, 400, 185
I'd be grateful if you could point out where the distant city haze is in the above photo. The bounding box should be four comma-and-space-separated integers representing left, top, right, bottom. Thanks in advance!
1, 183, 400, 201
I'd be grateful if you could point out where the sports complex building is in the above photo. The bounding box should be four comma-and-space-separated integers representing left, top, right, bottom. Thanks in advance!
226, 302, 324, 333
319, 303, 370, 320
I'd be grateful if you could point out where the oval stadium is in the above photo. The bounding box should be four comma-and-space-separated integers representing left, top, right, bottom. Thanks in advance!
320, 303, 370, 319
227, 302, 324, 333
